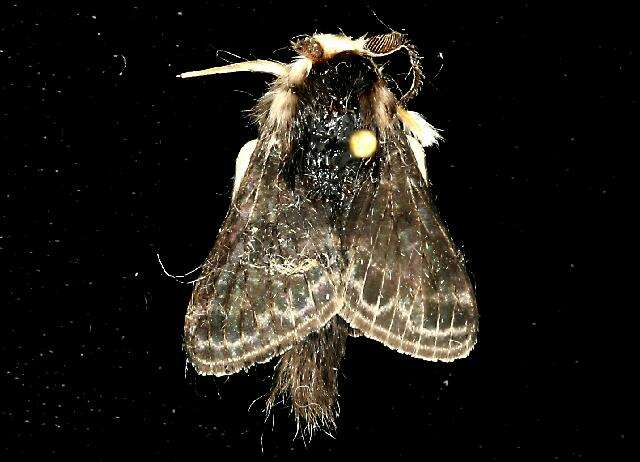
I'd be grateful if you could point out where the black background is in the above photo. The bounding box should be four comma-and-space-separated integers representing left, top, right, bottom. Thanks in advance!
2, 1, 632, 460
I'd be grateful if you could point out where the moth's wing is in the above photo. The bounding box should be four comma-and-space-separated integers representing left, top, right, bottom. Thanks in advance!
339, 134, 478, 361
185, 139, 343, 376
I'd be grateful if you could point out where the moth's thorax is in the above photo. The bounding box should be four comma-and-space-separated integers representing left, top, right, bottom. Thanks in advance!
296, 54, 379, 108
285, 55, 382, 219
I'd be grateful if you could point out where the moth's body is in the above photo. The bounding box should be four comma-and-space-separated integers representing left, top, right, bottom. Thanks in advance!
180, 33, 478, 436
288, 55, 379, 223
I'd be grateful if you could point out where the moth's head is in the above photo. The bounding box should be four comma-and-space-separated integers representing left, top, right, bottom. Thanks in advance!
178, 32, 422, 103
288, 33, 422, 94
177, 32, 429, 149
292, 34, 368, 63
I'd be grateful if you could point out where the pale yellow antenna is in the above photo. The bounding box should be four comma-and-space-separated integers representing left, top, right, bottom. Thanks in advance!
176, 60, 287, 79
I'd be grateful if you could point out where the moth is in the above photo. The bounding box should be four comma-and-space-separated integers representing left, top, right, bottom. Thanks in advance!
178, 32, 478, 436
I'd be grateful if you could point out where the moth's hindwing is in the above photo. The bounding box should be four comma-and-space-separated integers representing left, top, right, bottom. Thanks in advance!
185, 139, 343, 376
339, 131, 478, 361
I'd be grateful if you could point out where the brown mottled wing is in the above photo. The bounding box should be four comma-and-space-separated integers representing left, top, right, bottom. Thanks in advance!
185, 139, 342, 376
339, 134, 478, 361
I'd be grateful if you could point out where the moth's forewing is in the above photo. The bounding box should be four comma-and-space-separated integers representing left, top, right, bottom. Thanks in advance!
339, 131, 478, 361
184, 140, 343, 376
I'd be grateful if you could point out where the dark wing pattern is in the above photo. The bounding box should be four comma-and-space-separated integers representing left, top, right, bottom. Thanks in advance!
185, 139, 343, 376
339, 133, 478, 361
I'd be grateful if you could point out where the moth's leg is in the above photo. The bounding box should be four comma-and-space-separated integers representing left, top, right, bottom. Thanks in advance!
406, 136, 428, 183
397, 108, 442, 183
397, 108, 441, 148
232, 139, 258, 200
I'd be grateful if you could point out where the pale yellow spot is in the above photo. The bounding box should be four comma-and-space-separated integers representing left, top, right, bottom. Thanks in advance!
348, 129, 378, 159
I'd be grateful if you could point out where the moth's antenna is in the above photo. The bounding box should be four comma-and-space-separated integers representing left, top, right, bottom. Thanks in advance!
363, 33, 424, 102
176, 60, 286, 79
